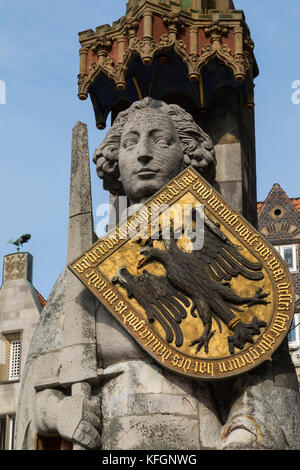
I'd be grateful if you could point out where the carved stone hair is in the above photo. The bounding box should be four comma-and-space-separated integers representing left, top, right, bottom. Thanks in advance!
93, 97, 216, 195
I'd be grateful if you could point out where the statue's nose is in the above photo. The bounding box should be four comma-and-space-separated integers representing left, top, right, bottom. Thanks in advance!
138, 153, 153, 164
137, 138, 153, 164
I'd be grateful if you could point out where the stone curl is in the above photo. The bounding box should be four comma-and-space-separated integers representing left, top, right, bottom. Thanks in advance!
93, 98, 216, 195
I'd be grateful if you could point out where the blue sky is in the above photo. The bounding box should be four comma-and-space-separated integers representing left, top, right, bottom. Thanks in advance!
0, 0, 299, 298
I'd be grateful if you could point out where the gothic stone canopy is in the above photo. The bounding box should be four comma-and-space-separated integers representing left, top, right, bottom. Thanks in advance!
77, 0, 258, 129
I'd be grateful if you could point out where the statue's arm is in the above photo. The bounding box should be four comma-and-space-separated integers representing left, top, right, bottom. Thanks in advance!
34, 389, 102, 449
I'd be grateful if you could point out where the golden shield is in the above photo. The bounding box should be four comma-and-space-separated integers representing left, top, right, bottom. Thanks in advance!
69, 168, 294, 380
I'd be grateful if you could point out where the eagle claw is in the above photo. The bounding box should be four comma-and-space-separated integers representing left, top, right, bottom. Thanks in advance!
247, 288, 269, 307
227, 317, 267, 355
190, 330, 215, 354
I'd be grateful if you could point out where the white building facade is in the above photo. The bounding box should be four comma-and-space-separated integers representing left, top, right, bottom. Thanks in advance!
0, 252, 44, 449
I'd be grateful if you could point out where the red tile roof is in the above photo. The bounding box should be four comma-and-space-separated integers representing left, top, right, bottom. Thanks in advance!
34, 289, 47, 309
291, 198, 300, 213
257, 202, 263, 214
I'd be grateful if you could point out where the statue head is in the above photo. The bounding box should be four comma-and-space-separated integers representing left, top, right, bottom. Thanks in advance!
93, 98, 216, 204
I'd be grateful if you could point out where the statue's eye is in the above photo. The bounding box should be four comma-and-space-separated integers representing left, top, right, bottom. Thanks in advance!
123, 138, 138, 149
155, 137, 170, 147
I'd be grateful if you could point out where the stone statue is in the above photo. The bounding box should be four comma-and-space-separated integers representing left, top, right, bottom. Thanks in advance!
94, 98, 216, 203
16, 98, 300, 450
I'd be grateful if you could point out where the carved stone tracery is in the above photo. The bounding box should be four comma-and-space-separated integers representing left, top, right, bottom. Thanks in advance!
4, 254, 26, 282
77, 1, 256, 98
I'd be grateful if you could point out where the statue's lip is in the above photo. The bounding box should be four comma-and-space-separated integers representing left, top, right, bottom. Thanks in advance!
137, 169, 159, 176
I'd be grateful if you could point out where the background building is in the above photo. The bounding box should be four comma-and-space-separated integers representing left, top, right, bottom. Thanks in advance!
258, 184, 300, 384
0, 252, 45, 450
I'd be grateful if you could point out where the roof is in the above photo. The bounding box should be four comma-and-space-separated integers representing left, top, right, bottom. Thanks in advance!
257, 184, 300, 215
34, 289, 47, 309
257, 202, 263, 214
291, 198, 300, 213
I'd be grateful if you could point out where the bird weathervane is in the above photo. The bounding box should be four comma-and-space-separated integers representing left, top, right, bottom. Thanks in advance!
7, 234, 31, 252
69, 168, 294, 380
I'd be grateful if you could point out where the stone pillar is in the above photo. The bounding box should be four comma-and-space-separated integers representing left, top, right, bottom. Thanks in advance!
59, 122, 98, 386
192, 0, 203, 10
207, 0, 234, 9
78, 46, 89, 101
190, 27, 198, 54
143, 10, 153, 39
117, 36, 125, 64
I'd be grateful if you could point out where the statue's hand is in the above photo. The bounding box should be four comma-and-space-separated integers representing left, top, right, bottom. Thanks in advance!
57, 395, 102, 450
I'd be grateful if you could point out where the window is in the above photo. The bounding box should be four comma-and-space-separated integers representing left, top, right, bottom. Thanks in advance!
8, 415, 16, 450
0, 335, 5, 365
9, 341, 21, 381
0, 415, 16, 450
0, 416, 6, 450
275, 245, 297, 272
288, 314, 300, 346
0, 333, 21, 383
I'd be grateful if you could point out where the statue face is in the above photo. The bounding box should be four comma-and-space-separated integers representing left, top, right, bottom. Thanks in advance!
118, 111, 185, 203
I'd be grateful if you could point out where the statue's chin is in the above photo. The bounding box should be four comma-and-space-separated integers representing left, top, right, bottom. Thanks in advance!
128, 181, 163, 204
